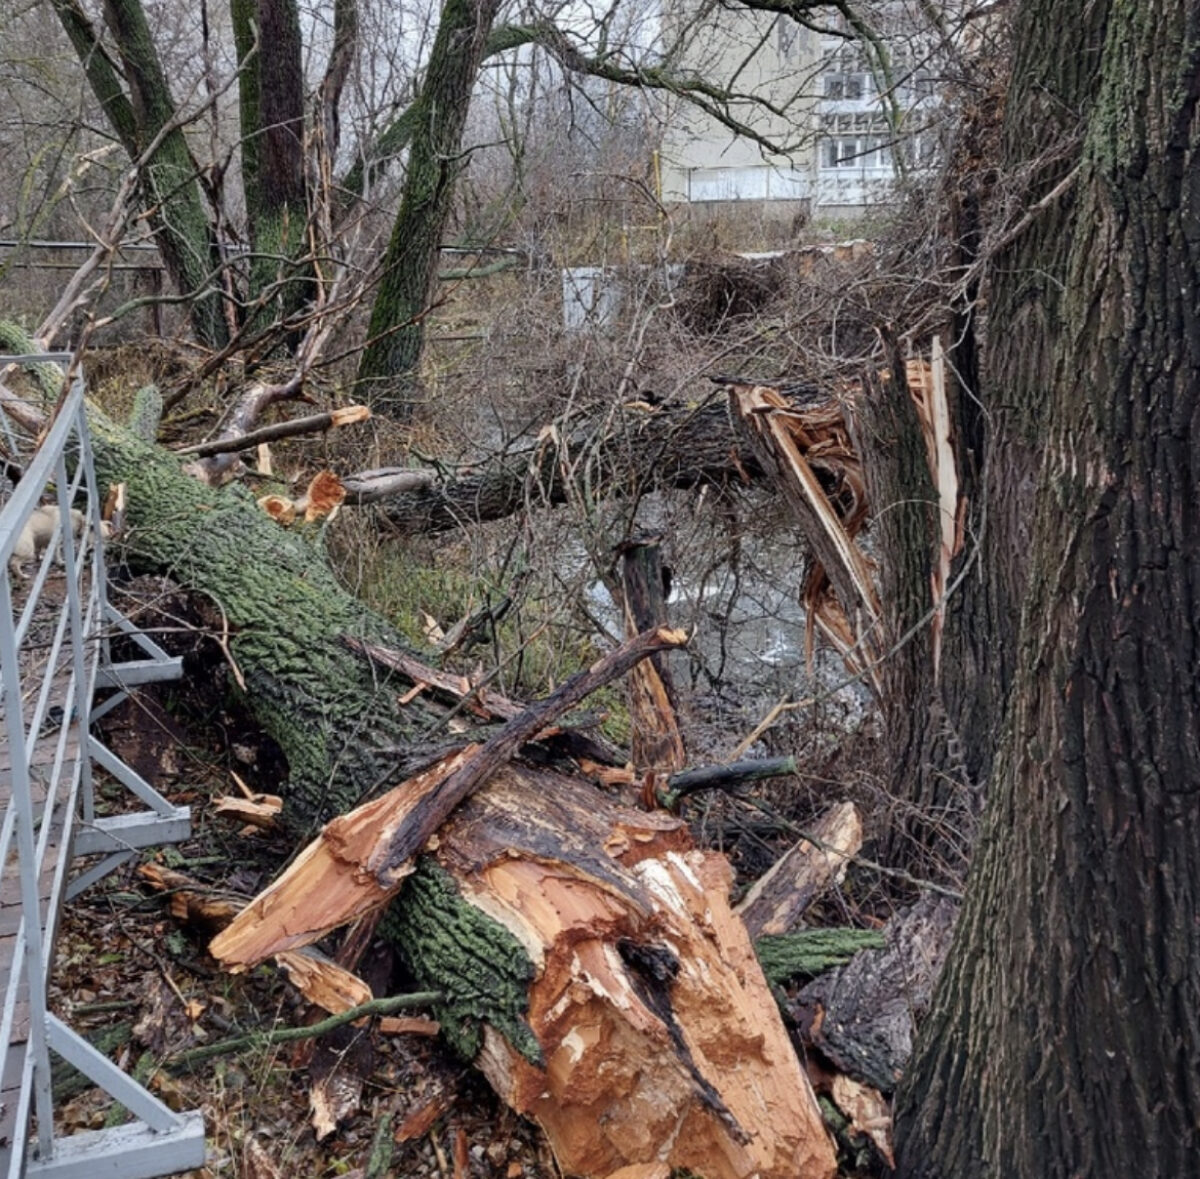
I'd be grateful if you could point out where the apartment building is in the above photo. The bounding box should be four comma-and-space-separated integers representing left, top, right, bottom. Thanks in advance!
659, 4, 943, 224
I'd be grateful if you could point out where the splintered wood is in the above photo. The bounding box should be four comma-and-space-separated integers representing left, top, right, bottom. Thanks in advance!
735, 801, 863, 939
212, 760, 836, 1179
458, 771, 835, 1179
618, 538, 687, 775
905, 341, 964, 681
725, 345, 965, 692
725, 382, 880, 691
210, 747, 479, 966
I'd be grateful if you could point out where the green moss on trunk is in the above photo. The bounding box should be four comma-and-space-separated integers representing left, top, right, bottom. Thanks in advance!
755, 929, 887, 987
88, 408, 444, 829
385, 861, 539, 1064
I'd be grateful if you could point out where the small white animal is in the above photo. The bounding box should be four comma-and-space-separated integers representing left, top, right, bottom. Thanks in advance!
9, 505, 110, 578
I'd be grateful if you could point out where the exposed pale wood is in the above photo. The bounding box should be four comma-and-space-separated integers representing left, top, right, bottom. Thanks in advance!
904, 343, 963, 681
831, 1074, 894, 1168
447, 767, 837, 1179
725, 383, 881, 691
210, 750, 836, 1178
735, 801, 862, 938
275, 950, 373, 1014
210, 747, 477, 968
372, 625, 688, 874
378, 1015, 440, 1036
213, 794, 282, 829
618, 538, 685, 774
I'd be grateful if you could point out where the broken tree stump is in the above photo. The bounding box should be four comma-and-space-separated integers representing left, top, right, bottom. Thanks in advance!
213, 764, 838, 1179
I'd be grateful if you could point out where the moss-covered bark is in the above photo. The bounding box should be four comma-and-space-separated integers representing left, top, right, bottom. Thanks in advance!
355, 0, 501, 415
88, 409, 448, 830
385, 861, 539, 1063
755, 929, 886, 987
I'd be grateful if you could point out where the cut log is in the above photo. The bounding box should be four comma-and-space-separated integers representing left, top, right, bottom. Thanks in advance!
735, 801, 863, 938
215, 763, 837, 1179
174, 405, 370, 458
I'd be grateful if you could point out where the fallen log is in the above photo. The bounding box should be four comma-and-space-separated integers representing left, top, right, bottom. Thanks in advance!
377, 398, 770, 534
0, 362, 838, 1176
214, 763, 838, 1179
174, 404, 370, 458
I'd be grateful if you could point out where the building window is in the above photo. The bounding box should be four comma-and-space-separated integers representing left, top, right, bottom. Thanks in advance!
824, 73, 870, 101
821, 134, 892, 169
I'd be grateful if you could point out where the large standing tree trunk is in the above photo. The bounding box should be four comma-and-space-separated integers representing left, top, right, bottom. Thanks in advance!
51, 0, 229, 348
896, 2, 1200, 1174
233, 0, 312, 331
355, 0, 501, 415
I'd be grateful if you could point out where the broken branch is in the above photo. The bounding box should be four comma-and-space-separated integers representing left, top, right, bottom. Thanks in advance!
375, 625, 689, 874
167, 990, 443, 1070
175, 405, 370, 457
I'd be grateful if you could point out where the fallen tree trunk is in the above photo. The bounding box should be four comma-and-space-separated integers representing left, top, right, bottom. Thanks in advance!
377, 398, 770, 534
65, 394, 838, 1177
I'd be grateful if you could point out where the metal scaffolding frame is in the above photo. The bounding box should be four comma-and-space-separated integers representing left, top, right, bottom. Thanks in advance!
0, 354, 205, 1178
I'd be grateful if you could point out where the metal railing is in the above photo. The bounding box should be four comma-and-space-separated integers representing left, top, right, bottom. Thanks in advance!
0, 355, 204, 1178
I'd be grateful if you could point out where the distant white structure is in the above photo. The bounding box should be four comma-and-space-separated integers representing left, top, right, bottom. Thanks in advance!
659, 9, 819, 217
659, 4, 944, 223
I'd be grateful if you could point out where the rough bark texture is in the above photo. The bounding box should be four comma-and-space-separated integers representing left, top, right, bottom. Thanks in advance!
379, 399, 767, 534
897, 3, 1200, 1175
89, 410, 448, 831
795, 894, 957, 1094
90, 0, 227, 347
237, 0, 311, 325
356, 0, 501, 413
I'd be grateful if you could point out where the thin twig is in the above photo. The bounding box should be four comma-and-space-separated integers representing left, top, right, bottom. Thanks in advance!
168, 990, 444, 1069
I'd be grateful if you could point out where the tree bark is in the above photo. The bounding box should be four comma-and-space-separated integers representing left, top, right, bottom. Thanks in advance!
896, 2, 1200, 1174
854, 357, 976, 879
234, 0, 311, 328
77, 0, 228, 347
355, 0, 501, 414
89, 409, 447, 829
378, 399, 767, 534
